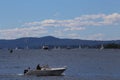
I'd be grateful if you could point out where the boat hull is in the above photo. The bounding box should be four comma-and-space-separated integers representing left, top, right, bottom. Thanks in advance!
25, 67, 66, 76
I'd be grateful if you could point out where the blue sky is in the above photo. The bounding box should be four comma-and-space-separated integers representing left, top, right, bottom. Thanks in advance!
0, 0, 120, 40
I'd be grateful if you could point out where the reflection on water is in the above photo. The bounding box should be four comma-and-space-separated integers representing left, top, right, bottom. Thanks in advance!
0, 49, 120, 80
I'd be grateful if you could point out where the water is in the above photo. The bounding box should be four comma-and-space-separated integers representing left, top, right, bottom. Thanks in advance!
0, 49, 120, 80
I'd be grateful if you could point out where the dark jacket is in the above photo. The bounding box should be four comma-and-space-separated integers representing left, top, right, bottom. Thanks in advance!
36, 64, 41, 70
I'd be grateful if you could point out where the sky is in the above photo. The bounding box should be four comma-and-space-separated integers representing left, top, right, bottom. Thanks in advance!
0, 0, 120, 40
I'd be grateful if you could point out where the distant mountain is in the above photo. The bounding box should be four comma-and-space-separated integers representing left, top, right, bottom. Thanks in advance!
0, 36, 120, 49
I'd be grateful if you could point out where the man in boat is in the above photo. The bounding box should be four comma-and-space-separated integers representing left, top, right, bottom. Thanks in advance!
24, 67, 30, 74
36, 64, 41, 70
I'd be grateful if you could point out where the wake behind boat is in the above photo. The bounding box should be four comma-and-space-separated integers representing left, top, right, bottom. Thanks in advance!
24, 66, 67, 76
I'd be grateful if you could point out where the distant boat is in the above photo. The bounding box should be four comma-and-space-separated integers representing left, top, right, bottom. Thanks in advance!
42, 45, 49, 50
15, 47, 18, 50
100, 44, 104, 50
24, 67, 67, 76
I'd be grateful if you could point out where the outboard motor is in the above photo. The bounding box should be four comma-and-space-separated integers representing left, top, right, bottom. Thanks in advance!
24, 69, 28, 74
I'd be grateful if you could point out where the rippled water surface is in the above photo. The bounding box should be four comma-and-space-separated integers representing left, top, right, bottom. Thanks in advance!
0, 49, 120, 80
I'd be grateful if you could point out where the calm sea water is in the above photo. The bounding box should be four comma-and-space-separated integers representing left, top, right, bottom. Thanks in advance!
0, 49, 120, 80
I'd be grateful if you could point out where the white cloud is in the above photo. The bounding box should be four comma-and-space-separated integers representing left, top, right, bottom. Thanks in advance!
67, 33, 81, 39
0, 13, 120, 40
74, 14, 105, 20
53, 30, 64, 37
64, 27, 85, 31
0, 26, 47, 39
103, 13, 120, 25
87, 33, 104, 40
24, 13, 120, 28
51, 31, 81, 39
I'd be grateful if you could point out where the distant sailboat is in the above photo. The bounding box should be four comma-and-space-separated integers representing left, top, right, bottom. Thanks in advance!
26, 46, 29, 49
79, 45, 82, 49
100, 44, 104, 50
15, 47, 18, 50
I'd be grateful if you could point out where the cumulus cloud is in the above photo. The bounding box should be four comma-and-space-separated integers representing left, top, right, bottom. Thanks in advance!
0, 26, 47, 39
103, 13, 120, 25
24, 13, 120, 27
0, 13, 120, 40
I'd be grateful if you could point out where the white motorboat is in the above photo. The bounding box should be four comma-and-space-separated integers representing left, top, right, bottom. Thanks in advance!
24, 67, 67, 76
